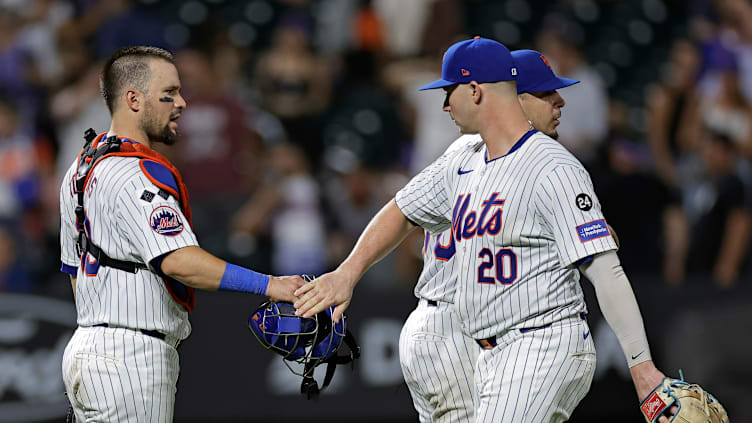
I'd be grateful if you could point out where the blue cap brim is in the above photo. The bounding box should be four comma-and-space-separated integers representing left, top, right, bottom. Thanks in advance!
418, 78, 457, 91
520, 77, 580, 94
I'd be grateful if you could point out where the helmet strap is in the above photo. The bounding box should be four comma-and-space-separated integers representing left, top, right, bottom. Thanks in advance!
300, 329, 361, 400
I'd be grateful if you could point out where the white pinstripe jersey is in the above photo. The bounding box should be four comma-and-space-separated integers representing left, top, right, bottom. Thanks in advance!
60, 153, 198, 340
397, 130, 617, 339
415, 134, 481, 303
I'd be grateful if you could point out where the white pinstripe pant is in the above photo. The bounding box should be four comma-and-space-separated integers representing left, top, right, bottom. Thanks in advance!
62, 326, 180, 422
399, 299, 480, 423
474, 316, 596, 423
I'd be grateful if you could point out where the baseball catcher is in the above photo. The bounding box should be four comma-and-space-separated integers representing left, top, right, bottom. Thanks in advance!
640, 372, 729, 423
248, 277, 359, 399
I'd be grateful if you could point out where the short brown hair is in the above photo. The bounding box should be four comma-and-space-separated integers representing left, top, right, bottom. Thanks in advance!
100, 46, 174, 113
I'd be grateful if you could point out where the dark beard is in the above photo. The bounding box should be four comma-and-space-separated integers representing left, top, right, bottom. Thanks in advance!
141, 113, 178, 145
159, 124, 177, 145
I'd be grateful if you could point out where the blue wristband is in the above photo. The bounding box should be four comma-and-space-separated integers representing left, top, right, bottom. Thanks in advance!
218, 263, 269, 295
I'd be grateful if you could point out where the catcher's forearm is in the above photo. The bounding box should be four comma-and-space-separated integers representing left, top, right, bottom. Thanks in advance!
161, 246, 268, 293
338, 199, 418, 281
580, 251, 652, 368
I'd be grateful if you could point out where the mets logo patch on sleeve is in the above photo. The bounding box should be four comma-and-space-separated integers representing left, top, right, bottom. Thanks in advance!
150, 206, 184, 236
576, 219, 610, 242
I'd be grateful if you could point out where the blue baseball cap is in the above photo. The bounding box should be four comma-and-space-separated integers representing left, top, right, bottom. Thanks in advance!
512, 49, 579, 94
419, 37, 517, 91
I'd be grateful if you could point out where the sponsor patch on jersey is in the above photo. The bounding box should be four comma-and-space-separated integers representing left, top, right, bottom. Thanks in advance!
576, 219, 610, 242
575, 193, 592, 211
157, 189, 170, 200
149, 206, 183, 236
140, 190, 155, 202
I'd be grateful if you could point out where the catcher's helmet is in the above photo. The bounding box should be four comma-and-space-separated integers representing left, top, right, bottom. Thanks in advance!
249, 299, 359, 399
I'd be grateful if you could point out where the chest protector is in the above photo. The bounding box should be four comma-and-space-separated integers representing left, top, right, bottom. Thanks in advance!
74, 128, 195, 313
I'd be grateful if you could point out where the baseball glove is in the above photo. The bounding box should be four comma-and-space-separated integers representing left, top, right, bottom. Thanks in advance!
639, 373, 729, 423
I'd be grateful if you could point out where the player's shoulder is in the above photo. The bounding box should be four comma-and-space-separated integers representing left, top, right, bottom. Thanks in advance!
444, 134, 483, 156
93, 155, 177, 196
525, 132, 586, 172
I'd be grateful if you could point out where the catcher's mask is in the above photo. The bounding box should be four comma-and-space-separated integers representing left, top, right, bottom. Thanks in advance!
248, 300, 360, 399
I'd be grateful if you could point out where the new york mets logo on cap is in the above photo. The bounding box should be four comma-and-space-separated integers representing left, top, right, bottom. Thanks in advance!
150, 205, 184, 236
419, 36, 517, 91
511, 49, 580, 94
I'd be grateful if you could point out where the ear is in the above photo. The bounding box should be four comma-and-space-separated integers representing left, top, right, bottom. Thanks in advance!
470, 81, 482, 104
125, 89, 142, 112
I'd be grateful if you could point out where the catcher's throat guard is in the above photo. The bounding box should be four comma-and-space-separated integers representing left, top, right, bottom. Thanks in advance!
248, 296, 360, 400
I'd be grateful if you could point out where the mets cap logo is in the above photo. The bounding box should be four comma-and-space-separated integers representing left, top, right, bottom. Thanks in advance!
150, 205, 184, 236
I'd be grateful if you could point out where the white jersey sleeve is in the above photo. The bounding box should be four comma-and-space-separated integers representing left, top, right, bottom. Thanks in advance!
534, 164, 617, 266
59, 162, 80, 272
116, 172, 198, 265
395, 156, 453, 233
412, 134, 481, 302
395, 137, 478, 233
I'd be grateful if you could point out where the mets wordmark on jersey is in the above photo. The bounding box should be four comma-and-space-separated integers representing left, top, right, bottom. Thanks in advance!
396, 130, 617, 340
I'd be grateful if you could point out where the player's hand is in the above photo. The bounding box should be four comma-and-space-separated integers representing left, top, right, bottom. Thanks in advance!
293, 269, 355, 322
265, 275, 305, 303
630, 361, 677, 422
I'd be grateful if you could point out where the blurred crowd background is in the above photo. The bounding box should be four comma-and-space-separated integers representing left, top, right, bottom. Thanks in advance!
1, 0, 751, 421
1, 0, 751, 295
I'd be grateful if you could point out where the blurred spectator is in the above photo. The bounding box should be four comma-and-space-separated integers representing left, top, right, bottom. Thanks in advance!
645, 38, 703, 188
371, 0, 463, 58
208, 33, 288, 147
255, 15, 332, 161
321, 49, 409, 170
698, 41, 752, 159
0, 97, 48, 219
707, 0, 752, 105
50, 38, 109, 180
313, 0, 359, 54
231, 143, 327, 276
14, 0, 74, 87
381, 3, 464, 173
537, 16, 609, 167
172, 49, 267, 258
383, 56, 458, 173
0, 225, 31, 292
91, 0, 170, 59
594, 101, 689, 285
686, 127, 751, 287
353, 0, 384, 52
320, 159, 414, 290
0, 8, 43, 132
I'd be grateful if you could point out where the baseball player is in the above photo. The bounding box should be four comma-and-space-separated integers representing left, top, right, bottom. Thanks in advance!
398, 48, 586, 422
295, 38, 675, 422
58, 46, 304, 422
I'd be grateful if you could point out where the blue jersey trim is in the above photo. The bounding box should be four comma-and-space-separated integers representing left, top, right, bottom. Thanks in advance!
141, 160, 178, 192
574, 255, 594, 267
486, 129, 537, 163
60, 263, 78, 276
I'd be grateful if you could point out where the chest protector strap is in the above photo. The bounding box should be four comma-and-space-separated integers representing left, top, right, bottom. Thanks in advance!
74, 128, 196, 313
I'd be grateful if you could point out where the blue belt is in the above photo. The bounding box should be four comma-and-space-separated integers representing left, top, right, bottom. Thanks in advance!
476, 313, 587, 350
93, 323, 167, 342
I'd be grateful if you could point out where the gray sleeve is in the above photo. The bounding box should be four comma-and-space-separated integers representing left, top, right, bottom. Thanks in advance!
579, 251, 652, 368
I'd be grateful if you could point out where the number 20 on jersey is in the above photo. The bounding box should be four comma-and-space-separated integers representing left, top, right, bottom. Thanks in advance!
433, 192, 518, 285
